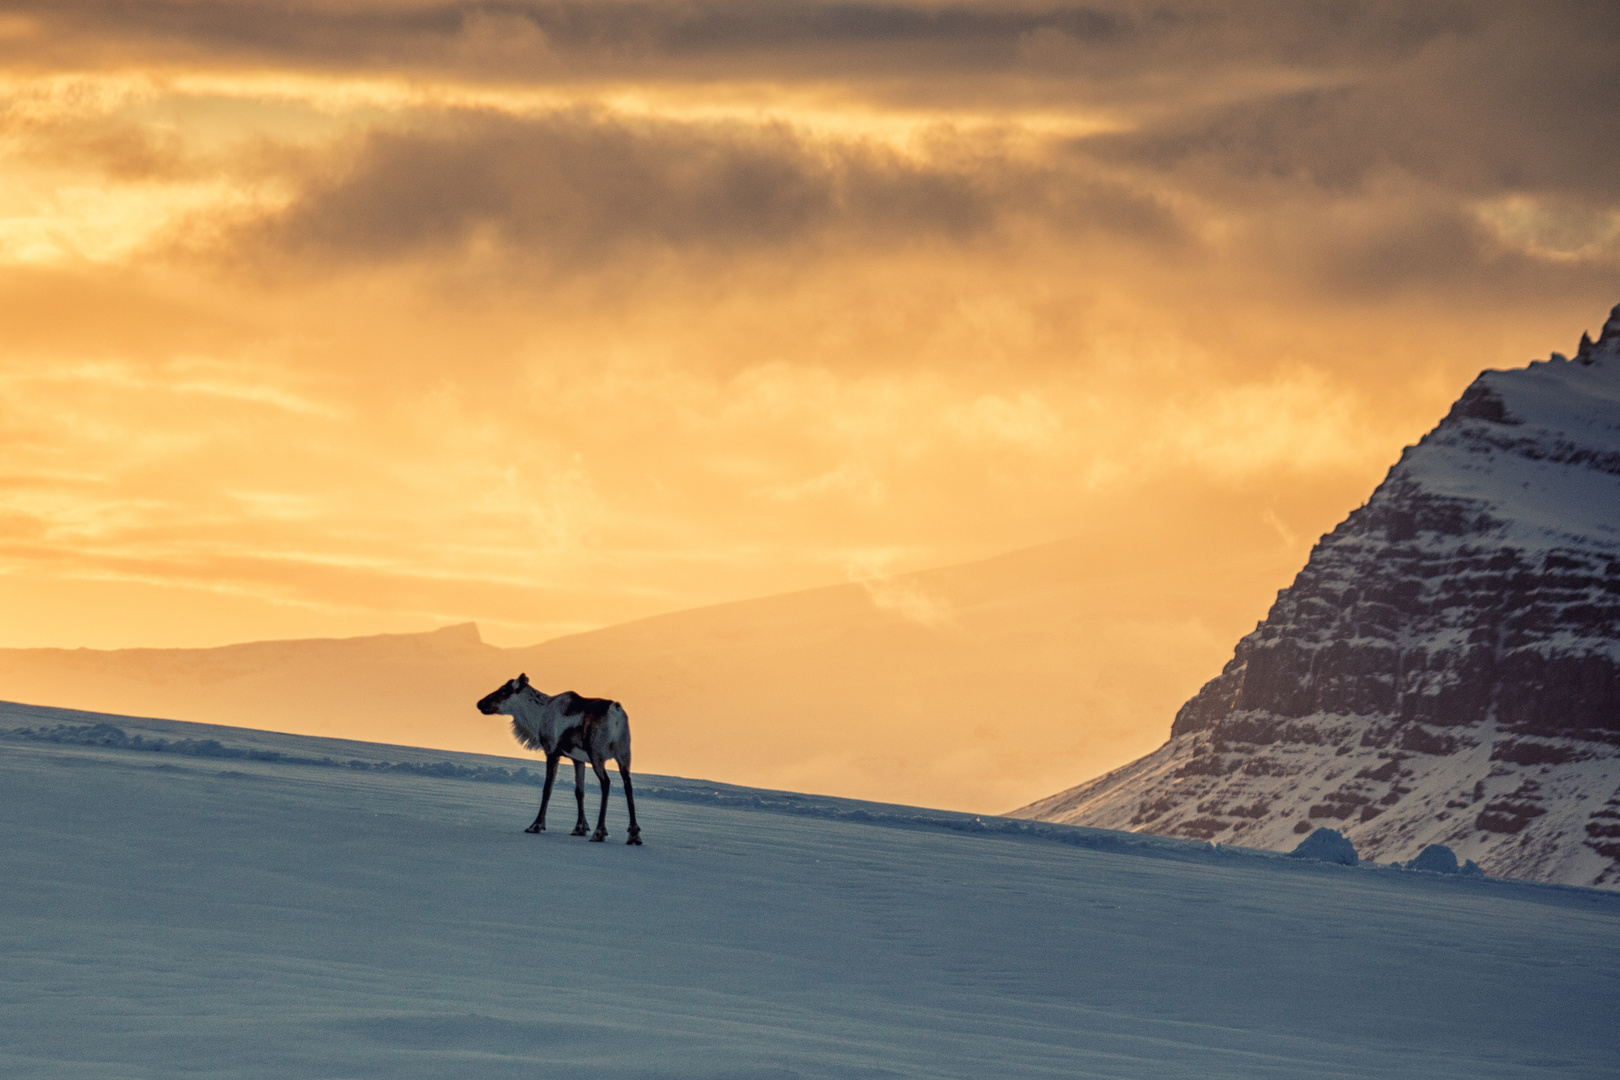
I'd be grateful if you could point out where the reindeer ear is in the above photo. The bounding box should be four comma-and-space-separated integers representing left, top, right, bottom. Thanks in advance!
517, 673, 529, 687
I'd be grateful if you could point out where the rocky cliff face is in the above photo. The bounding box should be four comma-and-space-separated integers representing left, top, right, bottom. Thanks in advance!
1015, 305, 1620, 889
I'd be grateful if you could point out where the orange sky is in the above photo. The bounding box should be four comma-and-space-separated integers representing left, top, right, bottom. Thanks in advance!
2, 4, 1618, 790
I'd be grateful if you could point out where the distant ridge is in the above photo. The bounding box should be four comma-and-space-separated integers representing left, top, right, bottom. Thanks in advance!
1014, 305, 1620, 889
0, 619, 512, 755
42, 619, 484, 653
0, 498, 1311, 810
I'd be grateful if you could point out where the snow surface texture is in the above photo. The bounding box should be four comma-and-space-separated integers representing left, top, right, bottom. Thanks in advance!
6, 701, 1620, 1079
1017, 306, 1620, 889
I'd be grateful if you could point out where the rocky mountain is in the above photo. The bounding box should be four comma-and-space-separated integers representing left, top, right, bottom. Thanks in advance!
1014, 305, 1620, 889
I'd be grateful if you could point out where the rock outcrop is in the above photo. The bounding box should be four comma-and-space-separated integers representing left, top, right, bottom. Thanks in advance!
1015, 305, 1620, 889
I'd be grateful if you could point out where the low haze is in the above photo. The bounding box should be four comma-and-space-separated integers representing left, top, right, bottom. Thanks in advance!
2, 2, 1618, 806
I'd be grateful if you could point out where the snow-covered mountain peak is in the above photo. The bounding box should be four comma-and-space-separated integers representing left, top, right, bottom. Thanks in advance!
1016, 305, 1620, 889
1573, 300, 1620, 365
1409, 312, 1620, 550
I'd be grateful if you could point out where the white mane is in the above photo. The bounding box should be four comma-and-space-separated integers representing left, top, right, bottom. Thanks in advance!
506, 686, 555, 752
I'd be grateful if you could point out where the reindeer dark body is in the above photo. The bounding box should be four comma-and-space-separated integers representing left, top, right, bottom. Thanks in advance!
476, 673, 641, 844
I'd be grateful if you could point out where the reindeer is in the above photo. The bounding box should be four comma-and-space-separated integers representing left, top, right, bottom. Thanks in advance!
476, 673, 642, 844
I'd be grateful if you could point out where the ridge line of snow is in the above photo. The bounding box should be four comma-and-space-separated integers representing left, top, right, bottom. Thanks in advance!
7, 699, 1618, 903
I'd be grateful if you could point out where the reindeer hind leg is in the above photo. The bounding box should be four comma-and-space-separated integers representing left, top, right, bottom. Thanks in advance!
618, 753, 641, 845
589, 755, 612, 841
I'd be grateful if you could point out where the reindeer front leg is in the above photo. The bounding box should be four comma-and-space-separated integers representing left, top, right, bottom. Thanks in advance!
570, 759, 590, 835
528, 751, 561, 833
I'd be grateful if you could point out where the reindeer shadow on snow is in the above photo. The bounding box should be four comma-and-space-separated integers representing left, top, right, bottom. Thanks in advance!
477, 673, 642, 845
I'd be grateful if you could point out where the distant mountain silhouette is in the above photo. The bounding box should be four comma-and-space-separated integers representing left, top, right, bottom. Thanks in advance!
0, 496, 1308, 811
0, 622, 505, 753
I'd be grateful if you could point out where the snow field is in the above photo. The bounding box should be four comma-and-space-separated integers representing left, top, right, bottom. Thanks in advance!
3, 709, 1619, 1079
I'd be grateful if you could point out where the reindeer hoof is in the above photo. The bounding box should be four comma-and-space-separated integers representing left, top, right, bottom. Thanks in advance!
525, 824, 543, 834
590, 830, 608, 842
626, 833, 643, 846
571, 824, 589, 836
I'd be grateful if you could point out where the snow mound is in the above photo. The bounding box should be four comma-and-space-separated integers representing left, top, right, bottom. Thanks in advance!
1288, 827, 1358, 865
1408, 844, 1460, 874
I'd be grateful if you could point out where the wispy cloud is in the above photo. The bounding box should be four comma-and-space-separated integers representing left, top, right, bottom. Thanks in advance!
845, 551, 957, 629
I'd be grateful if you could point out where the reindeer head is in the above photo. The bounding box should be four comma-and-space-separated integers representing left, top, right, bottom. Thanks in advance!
477, 673, 530, 715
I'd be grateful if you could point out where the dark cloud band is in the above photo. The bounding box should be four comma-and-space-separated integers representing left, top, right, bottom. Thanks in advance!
244, 110, 1180, 266
9, 0, 1615, 295
0, 1, 1500, 79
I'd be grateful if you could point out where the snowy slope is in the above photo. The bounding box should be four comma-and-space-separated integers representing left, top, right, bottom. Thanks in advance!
1015, 305, 1620, 888
4, 700, 1620, 1080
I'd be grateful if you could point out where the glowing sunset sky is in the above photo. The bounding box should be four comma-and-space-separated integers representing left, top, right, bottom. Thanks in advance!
3, 0, 1618, 657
